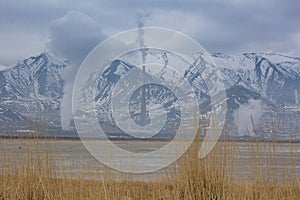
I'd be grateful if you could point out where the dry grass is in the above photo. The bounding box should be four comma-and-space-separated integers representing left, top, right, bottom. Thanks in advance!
0, 113, 299, 199
0, 134, 299, 200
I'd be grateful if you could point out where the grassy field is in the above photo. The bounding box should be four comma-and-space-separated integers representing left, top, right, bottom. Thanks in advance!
0, 135, 299, 200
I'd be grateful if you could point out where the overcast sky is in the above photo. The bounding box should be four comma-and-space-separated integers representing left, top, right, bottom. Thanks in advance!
0, 0, 299, 66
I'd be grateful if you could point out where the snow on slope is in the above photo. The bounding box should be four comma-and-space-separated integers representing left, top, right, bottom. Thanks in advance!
0, 51, 299, 139
0, 52, 67, 129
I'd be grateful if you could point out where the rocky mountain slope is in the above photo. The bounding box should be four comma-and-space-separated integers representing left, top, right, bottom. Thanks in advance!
1, 52, 299, 140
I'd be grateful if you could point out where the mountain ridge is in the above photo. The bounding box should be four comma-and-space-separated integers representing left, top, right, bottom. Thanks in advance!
0, 52, 299, 140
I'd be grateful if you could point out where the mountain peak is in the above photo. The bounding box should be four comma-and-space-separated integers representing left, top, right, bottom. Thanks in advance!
0, 52, 66, 114
21, 52, 66, 69
211, 52, 232, 59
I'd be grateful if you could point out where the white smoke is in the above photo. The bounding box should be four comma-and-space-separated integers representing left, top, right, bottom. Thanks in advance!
137, 13, 148, 64
234, 99, 264, 136
48, 11, 106, 130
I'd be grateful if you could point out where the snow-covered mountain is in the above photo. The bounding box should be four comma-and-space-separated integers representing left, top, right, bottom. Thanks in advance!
78, 52, 300, 139
0, 53, 66, 133
0, 52, 299, 140
212, 53, 300, 139
77, 59, 182, 138
213, 53, 300, 107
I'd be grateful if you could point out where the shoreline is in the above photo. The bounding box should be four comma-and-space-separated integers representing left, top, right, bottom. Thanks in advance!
0, 135, 300, 143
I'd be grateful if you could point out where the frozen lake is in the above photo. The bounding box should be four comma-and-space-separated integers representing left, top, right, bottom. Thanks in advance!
0, 138, 299, 182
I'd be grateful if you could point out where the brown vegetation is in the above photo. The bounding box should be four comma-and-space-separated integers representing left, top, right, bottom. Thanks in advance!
0, 134, 299, 200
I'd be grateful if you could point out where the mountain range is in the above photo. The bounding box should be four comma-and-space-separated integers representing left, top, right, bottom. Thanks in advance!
0, 52, 299, 140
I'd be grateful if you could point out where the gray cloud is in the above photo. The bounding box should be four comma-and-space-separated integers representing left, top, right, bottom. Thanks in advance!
145, 1, 300, 55
0, 29, 46, 65
1, 0, 299, 66
48, 10, 107, 66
